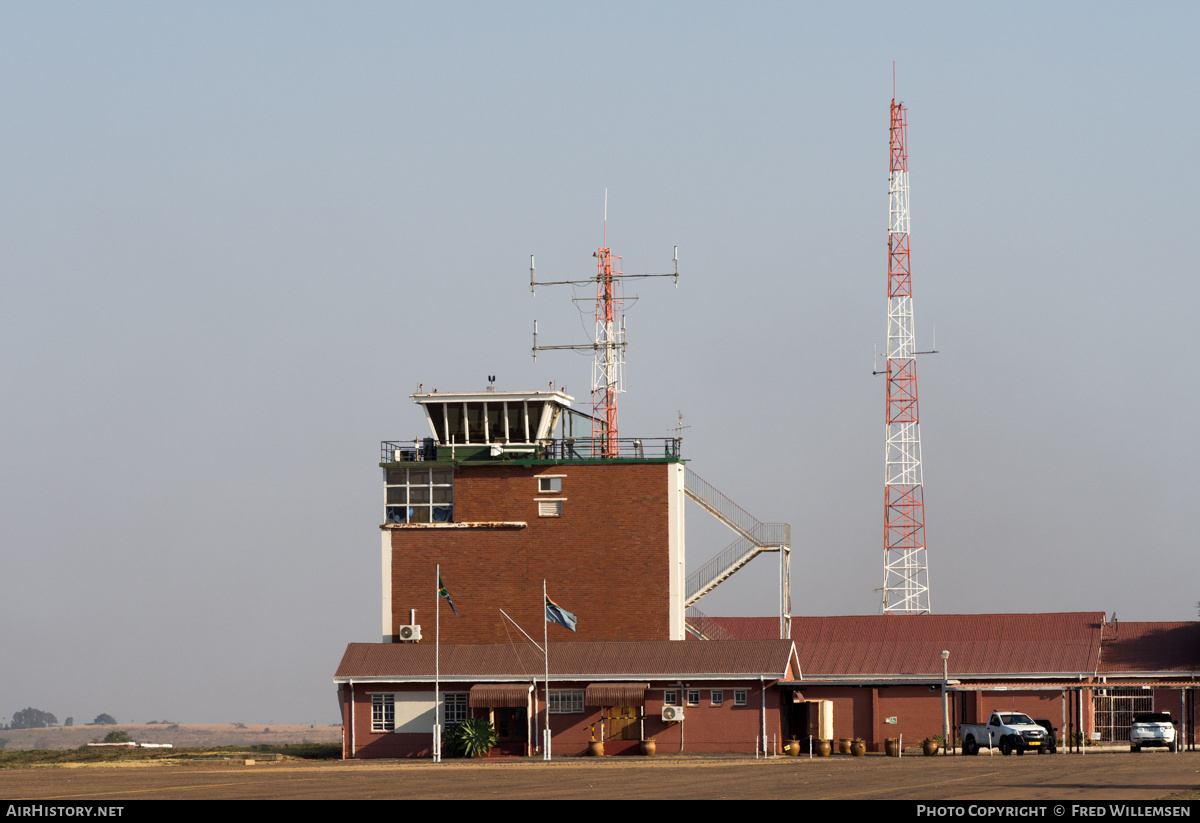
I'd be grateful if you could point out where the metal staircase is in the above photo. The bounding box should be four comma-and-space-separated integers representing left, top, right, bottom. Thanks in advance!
683, 469, 791, 638
684, 604, 737, 641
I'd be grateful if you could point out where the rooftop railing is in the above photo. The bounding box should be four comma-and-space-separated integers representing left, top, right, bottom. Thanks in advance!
381, 436, 682, 463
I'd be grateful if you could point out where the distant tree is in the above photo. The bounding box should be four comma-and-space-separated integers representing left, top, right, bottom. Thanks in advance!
93, 713, 117, 726
11, 708, 57, 729
103, 729, 133, 744
64, 717, 74, 727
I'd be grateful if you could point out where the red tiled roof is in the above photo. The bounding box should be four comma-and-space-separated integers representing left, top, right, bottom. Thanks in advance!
335, 640, 798, 681
706, 613, 1105, 677
1098, 622, 1200, 673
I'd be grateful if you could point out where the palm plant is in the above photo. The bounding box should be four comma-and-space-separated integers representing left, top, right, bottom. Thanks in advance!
445, 718, 498, 758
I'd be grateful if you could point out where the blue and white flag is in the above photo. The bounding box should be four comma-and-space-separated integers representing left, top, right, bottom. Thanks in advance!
545, 595, 578, 632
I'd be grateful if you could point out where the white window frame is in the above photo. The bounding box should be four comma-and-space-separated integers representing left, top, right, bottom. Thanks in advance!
371, 694, 395, 732
664, 690, 678, 706
711, 690, 724, 706
548, 690, 584, 714
443, 692, 469, 725
686, 690, 700, 707
734, 689, 748, 706
537, 475, 564, 493
537, 499, 564, 517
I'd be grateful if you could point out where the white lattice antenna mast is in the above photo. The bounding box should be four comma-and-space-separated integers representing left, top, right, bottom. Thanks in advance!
880, 88, 931, 615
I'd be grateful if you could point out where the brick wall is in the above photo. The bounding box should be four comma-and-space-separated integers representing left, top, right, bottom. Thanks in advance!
342, 680, 780, 759
387, 461, 673, 643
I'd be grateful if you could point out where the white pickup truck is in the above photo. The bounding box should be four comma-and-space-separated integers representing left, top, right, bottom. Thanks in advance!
960, 712, 1053, 755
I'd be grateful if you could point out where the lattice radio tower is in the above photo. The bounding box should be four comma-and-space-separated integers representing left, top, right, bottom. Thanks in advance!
879, 90, 932, 614
529, 194, 678, 457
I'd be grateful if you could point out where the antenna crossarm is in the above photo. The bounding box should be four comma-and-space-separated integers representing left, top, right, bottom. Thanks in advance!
532, 343, 598, 352
531, 278, 599, 287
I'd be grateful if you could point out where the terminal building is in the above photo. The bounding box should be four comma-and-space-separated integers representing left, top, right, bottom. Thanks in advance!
334, 389, 1200, 758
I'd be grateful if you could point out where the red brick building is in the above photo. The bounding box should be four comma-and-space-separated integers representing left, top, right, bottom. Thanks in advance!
378, 390, 687, 644
710, 613, 1200, 752
338, 388, 800, 758
335, 640, 800, 758
336, 387, 1200, 758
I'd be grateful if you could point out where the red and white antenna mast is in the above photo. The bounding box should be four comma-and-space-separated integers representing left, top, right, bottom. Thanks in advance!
880, 89, 931, 614
530, 193, 679, 457
591, 194, 623, 454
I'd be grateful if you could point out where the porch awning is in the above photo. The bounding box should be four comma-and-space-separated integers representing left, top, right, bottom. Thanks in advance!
585, 682, 650, 707
469, 684, 531, 708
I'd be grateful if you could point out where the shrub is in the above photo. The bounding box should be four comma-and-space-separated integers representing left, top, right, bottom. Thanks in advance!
444, 719, 498, 758
103, 730, 133, 744
93, 714, 117, 726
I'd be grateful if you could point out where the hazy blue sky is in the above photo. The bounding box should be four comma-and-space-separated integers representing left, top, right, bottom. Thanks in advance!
3, 2, 1197, 724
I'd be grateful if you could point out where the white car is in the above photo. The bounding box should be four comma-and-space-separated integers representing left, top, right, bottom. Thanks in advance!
1130, 712, 1176, 752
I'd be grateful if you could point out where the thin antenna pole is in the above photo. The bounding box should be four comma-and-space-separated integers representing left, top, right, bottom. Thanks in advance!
434, 563, 441, 761
543, 580, 551, 760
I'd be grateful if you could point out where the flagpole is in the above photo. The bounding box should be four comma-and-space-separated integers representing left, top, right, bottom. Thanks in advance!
543, 578, 551, 760
434, 563, 441, 762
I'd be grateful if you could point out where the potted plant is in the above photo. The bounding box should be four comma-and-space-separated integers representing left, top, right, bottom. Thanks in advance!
640, 738, 656, 756
884, 737, 901, 757
444, 718, 499, 758
922, 735, 941, 756
838, 738, 853, 754
815, 739, 832, 757
850, 738, 866, 757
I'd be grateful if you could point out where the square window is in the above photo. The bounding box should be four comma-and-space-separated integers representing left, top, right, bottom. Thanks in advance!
734, 690, 748, 706
538, 476, 563, 493
686, 690, 699, 707
664, 690, 678, 706
711, 690, 724, 706
385, 468, 453, 524
538, 500, 563, 517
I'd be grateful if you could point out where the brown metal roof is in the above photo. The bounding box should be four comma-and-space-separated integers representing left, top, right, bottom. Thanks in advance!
469, 684, 530, 707
706, 613, 1105, 677
335, 640, 798, 681
584, 683, 650, 706
1098, 622, 1200, 674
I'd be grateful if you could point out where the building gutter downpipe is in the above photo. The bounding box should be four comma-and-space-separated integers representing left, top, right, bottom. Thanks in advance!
760, 676, 767, 756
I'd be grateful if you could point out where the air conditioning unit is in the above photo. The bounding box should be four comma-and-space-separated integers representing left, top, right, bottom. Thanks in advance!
398, 624, 422, 642
662, 705, 684, 722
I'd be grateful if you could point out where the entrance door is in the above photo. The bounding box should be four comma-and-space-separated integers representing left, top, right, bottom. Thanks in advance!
609, 706, 639, 740
787, 699, 810, 742
493, 707, 527, 742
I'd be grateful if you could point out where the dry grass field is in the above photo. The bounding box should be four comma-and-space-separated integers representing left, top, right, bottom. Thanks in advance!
0, 723, 341, 751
